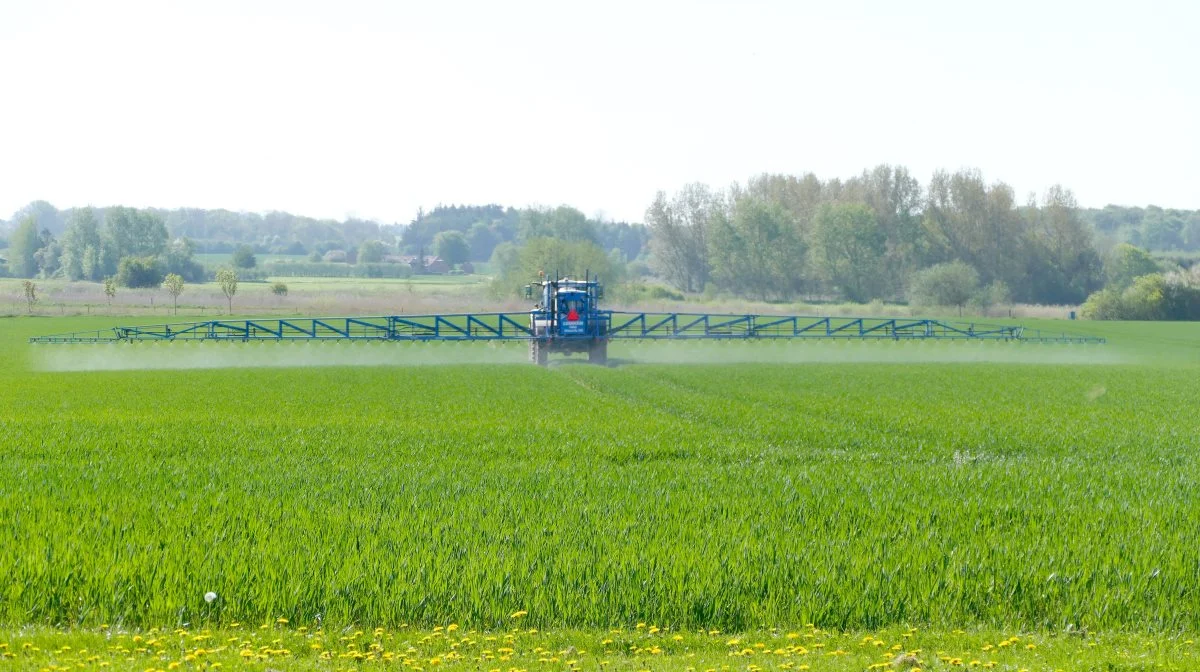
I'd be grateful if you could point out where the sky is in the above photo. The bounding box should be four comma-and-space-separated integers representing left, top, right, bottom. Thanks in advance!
0, 0, 1197, 225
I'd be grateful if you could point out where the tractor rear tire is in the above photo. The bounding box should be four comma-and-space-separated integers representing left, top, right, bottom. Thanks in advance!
588, 339, 608, 365
530, 339, 548, 366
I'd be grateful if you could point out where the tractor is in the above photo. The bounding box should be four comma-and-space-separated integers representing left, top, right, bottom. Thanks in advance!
526, 275, 610, 366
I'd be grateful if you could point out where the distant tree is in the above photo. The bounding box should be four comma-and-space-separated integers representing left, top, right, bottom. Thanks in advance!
645, 185, 717, 293
103, 276, 117, 309
10, 201, 64, 234
117, 256, 165, 288
162, 238, 205, 282
80, 244, 102, 282
281, 240, 307, 255
358, 240, 386, 263
216, 268, 238, 314
466, 222, 501, 261
908, 261, 980, 315
1142, 208, 1185, 250
972, 280, 1013, 316
60, 207, 103, 280
488, 241, 520, 277
162, 273, 185, 314
492, 237, 621, 298
33, 228, 61, 278
400, 204, 519, 252
433, 231, 469, 265
231, 244, 257, 269
1103, 243, 1159, 291
811, 202, 887, 302
270, 282, 288, 297
1026, 185, 1103, 304
9, 217, 40, 278
105, 207, 168, 259
21, 280, 37, 313
707, 196, 802, 301
518, 206, 598, 244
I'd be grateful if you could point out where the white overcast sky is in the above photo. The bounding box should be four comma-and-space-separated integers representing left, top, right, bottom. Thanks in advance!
0, 0, 1196, 225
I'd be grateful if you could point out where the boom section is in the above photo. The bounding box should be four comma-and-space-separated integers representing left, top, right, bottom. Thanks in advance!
28, 313, 534, 344
29, 312, 1105, 344
607, 312, 1032, 340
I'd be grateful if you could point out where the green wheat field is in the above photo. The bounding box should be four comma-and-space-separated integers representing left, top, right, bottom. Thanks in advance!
2, 316, 1198, 671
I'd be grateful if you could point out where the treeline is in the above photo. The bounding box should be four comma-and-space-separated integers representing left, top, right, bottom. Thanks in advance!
1084, 205, 1200, 252
6, 172, 1195, 313
646, 166, 1104, 305
0, 201, 648, 281
2, 200, 401, 256
402, 204, 647, 263
0, 201, 648, 263
3, 206, 205, 287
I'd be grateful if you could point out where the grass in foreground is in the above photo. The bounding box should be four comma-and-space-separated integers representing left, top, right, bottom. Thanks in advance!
3, 317, 1200, 664
5, 624, 1198, 671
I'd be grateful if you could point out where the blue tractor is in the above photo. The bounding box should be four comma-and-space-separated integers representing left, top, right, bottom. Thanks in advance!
526, 275, 610, 366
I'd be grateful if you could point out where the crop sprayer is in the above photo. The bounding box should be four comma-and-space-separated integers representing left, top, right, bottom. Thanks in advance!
29, 273, 1105, 364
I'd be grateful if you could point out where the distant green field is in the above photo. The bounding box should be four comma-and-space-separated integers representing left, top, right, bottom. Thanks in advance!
280, 274, 489, 287
193, 252, 310, 267
2, 317, 1200, 670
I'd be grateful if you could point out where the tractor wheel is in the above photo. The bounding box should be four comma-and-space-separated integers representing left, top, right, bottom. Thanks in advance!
588, 339, 608, 365
530, 339, 548, 366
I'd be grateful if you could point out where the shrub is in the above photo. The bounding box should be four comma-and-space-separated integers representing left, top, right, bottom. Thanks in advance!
908, 261, 980, 314
232, 244, 257, 269
358, 240, 387, 263
1082, 271, 1200, 320
117, 256, 164, 288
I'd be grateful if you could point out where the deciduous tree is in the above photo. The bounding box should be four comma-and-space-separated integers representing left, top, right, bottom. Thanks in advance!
1103, 243, 1159, 291
358, 240, 386, 263
216, 268, 238, 314
231, 244, 257, 269
21, 280, 37, 313
645, 185, 717, 293
9, 218, 40, 278
433, 231, 469, 266
162, 273, 184, 314
812, 203, 887, 302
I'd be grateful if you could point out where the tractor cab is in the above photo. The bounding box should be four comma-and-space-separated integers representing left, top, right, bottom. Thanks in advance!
556, 288, 588, 336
